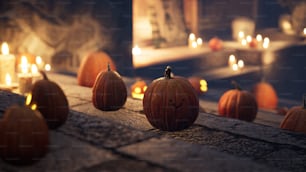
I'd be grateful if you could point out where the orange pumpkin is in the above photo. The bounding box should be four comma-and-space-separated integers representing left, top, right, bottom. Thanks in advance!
218, 82, 258, 122
143, 66, 199, 131
249, 38, 258, 48
130, 80, 147, 99
77, 51, 116, 87
0, 105, 49, 165
280, 96, 306, 134
208, 37, 223, 51
30, 71, 69, 129
251, 81, 278, 110
188, 76, 208, 95
92, 63, 127, 111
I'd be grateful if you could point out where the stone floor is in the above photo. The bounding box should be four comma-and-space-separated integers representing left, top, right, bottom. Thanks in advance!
1, 73, 306, 172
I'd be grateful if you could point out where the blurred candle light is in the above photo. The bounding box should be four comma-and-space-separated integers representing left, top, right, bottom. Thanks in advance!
241, 39, 247, 46
21, 56, 29, 74
238, 59, 244, 69
228, 54, 236, 67
196, 38, 203, 47
263, 37, 270, 49
303, 28, 306, 35
188, 33, 196, 48
238, 31, 245, 41
0, 42, 16, 85
232, 64, 238, 71
192, 41, 198, 48
45, 64, 51, 71
256, 34, 263, 42
132, 45, 141, 55
246, 35, 253, 43
35, 56, 44, 69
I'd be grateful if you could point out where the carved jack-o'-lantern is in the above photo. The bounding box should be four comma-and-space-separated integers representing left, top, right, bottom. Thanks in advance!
130, 80, 147, 100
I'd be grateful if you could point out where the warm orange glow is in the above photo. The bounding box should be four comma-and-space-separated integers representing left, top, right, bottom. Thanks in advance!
228, 54, 236, 67
200, 79, 208, 92
131, 81, 147, 100
132, 45, 142, 55
238, 60, 244, 69
31, 64, 38, 74
1, 42, 9, 55
25, 93, 37, 110
36, 56, 42, 65
5, 73, 12, 86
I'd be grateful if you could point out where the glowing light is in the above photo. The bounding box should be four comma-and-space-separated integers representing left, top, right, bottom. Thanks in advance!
256, 34, 263, 42
36, 56, 42, 65
241, 39, 247, 46
238, 31, 245, 40
304, 28, 306, 35
1, 42, 9, 55
45, 64, 51, 71
132, 45, 141, 55
25, 93, 32, 106
30, 104, 37, 110
200, 79, 208, 92
5, 73, 12, 86
134, 87, 141, 94
192, 41, 198, 48
228, 54, 236, 66
246, 35, 252, 43
189, 33, 196, 40
238, 60, 244, 68
21, 56, 29, 74
196, 38, 203, 46
31, 64, 38, 74
232, 64, 238, 71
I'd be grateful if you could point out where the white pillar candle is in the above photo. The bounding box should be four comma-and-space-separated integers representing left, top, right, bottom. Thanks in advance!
0, 42, 16, 85
228, 54, 237, 67
188, 33, 196, 48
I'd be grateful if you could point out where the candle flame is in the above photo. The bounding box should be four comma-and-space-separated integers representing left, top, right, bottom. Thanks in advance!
5, 73, 12, 86
256, 34, 263, 42
31, 64, 38, 74
238, 60, 244, 68
232, 64, 238, 71
36, 56, 42, 65
45, 64, 51, 71
200, 79, 208, 92
192, 41, 197, 48
132, 45, 141, 55
21, 56, 29, 74
1, 42, 9, 55
189, 33, 196, 40
196, 38, 203, 46
238, 31, 245, 39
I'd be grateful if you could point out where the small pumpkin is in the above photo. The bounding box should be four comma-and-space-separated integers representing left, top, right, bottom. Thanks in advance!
130, 80, 147, 100
143, 66, 199, 131
208, 37, 223, 51
251, 81, 278, 110
92, 63, 127, 111
218, 81, 258, 122
77, 51, 116, 87
280, 95, 306, 134
188, 76, 208, 95
0, 104, 49, 165
29, 71, 69, 129
249, 38, 258, 48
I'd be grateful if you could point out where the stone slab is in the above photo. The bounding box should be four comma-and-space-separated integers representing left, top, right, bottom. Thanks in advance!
70, 103, 153, 131
58, 110, 155, 148
119, 137, 281, 172
0, 132, 118, 172
195, 112, 306, 150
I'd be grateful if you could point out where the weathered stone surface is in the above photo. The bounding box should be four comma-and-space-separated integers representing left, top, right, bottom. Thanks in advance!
78, 159, 176, 172
119, 137, 280, 172
261, 148, 306, 172
195, 112, 306, 149
0, 132, 118, 172
58, 110, 155, 148
153, 125, 276, 158
0, 91, 25, 117
71, 103, 153, 131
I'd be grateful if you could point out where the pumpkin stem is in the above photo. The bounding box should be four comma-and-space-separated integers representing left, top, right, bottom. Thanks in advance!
39, 70, 48, 80
164, 66, 172, 79
107, 62, 111, 71
231, 80, 241, 90
303, 94, 306, 109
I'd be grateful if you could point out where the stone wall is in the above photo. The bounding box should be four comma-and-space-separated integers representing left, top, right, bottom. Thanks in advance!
0, 0, 133, 76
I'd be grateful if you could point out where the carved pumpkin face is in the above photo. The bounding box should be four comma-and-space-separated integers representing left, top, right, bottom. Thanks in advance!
130, 80, 147, 99
143, 66, 199, 131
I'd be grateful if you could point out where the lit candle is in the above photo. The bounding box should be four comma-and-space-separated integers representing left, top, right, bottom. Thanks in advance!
188, 33, 196, 48
228, 54, 237, 67
0, 73, 13, 91
35, 56, 44, 69
241, 39, 247, 46
303, 28, 306, 35
45, 64, 51, 71
0, 42, 16, 85
238, 59, 244, 69
18, 55, 32, 95
256, 34, 263, 42
232, 64, 238, 71
31, 64, 42, 83
192, 41, 198, 48
246, 35, 252, 43
238, 31, 245, 42
132, 45, 141, 55
196, 38, 203, 47
263, 37, 270, 49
